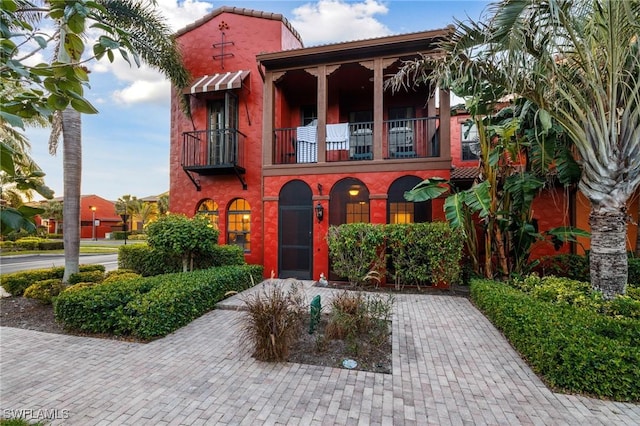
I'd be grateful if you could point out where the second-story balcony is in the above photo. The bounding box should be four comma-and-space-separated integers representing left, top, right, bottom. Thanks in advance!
182, 129, 246, 173
272, 116, 440, 165
182, 129, 247, 190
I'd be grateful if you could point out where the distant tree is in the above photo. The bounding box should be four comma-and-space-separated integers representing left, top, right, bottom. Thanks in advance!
138, 201, 157, 230
115, 194, 140, 233
157, 194, 169, 216
41, 200, 63, 234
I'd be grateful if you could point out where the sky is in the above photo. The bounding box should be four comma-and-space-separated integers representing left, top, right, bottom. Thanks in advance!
25, 0, 490, 201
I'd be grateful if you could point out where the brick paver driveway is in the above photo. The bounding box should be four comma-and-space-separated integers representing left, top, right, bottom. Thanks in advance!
1, 281, 639, 425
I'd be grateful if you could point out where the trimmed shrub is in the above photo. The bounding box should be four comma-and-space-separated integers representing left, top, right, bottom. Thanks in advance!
102, 272, 141, 284
125, 265, 263, 340
15, 237, 42, 250
118, 243, 245, 277
38, 240, 64, 250
471, 279, 640, 401
47, 233, 63, 239
118, 244, 181, 276
104, 269, 137, 279
54, 277, 157, 334
63, 282, 98, 293
127, 234, 147, 240
386, 222, 464, 287
1, 264, 105, 296
602, 296, 640, 320
23, 279, 65, 304
0, 241, 16, 251
54, 264, 263, 339
327, 223, 386, 286
68, 270, 105, 285
207, 244, 245, 267
111, 231, 130, 240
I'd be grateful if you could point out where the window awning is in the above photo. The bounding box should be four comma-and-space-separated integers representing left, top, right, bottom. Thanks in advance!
184, 70, 250, 95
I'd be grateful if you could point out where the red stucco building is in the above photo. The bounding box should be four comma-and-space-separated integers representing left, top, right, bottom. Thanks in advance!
171, 6, 638, 281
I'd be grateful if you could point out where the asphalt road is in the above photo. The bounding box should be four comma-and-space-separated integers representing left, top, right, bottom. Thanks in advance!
0, 253, 119, 274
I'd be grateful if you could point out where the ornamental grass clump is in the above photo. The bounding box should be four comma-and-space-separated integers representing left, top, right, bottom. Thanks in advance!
242, 280, 307, 361
325, 291, 394, 353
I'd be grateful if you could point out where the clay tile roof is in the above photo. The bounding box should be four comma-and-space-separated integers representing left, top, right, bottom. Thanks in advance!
174, 6, 303, 46
450, 166, 480, 181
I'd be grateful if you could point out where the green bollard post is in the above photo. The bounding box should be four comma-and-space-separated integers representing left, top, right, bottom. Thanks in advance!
309, 295, 321, 334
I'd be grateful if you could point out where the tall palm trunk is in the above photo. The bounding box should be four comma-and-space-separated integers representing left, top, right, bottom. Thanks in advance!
589, 208, 628, 298
61, 108, 81, 283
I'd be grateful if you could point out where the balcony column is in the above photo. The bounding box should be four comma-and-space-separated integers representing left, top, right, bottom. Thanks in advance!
316, 65, 328, 164
262, 70, 275, 166
439, 87, 451, 160
372, 58, 384, 160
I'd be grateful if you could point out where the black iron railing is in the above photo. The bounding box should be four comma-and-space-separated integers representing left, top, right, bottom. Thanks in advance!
272, 116, 440, 164
182, 129, 245, 169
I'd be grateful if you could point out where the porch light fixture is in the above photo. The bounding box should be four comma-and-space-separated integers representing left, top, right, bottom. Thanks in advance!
315, 202, 324, 223
348, 185, 360, 196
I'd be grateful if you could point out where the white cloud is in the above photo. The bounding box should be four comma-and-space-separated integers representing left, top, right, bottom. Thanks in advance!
156, 0, 213, 31
93, 0, 213, 106
291, 0, 391, 45
112, 79, 171, 105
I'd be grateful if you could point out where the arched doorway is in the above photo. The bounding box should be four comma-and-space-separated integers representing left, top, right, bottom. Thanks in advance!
279, 180, 313, 279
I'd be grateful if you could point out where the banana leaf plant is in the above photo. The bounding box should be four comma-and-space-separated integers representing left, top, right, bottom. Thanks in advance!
406, 100, 587, 279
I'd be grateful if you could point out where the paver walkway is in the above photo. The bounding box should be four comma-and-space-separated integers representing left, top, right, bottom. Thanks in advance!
1, 280, 639, 425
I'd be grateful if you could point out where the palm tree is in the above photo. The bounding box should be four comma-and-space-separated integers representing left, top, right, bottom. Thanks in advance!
115, 194, 140, 234
46, 1, 190, 282
157, 193, 169, 216
138, 201, 158, 230
391, 0, 639, 298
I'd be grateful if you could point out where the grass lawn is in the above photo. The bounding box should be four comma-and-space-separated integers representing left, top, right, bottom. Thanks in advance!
0, 241, 145, 256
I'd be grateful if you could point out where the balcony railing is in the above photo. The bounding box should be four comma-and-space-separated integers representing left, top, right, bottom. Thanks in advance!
182, 129, 245, 173
272, 116, 440, 165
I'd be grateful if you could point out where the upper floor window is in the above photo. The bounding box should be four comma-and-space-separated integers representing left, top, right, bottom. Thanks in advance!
461, 120, 480, 161
228, 198, 250, 252
197, 199, 219, 229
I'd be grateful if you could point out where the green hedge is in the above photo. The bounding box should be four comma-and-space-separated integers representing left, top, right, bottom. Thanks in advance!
38, 240, 64, 250
471, 279, 640, 401
386, 222, 463, 286
23, 279, 66, 304
54, 264, 263, 339
326, 222, 464, 287
118, 244, 245, 276
124, 265, 263, 339
1, 264, 105, 296
68, 270, 105, 285
54, 277, 156, 334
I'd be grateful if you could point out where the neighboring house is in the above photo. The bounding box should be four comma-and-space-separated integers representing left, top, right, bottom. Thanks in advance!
170, 6, 638, 281
38, 195, 121, 239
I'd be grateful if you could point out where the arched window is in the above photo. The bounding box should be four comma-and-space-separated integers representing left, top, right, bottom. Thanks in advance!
329, 178, 369, 225
196, 199, 219, 229
228, 198, 250, 252
387, 176, 431, 223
